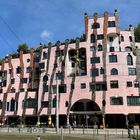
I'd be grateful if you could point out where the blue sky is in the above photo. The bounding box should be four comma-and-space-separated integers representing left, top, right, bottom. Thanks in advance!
0, 0, 140, 58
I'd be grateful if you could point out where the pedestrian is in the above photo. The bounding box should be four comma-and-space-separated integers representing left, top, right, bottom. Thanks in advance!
35, 135, 40, 140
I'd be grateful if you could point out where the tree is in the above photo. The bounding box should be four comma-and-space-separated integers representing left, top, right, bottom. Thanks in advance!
17, 43, 29, 53
0, 59, 2, 65
134, 24, 140, 42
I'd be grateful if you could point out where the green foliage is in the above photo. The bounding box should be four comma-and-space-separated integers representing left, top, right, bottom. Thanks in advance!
0, 59, 2, 65
17, 43, 29, 53
134, 24, 140, 42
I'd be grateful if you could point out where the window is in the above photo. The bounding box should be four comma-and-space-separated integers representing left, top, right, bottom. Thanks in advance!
10, 88, 16, 93
97, 34, 104, 40
134, 81, 139, 88
20, 78, 28, 84
127, 96, 140, 106
108, 21, 116, 27
59, 84, 66, 93
90, 46, 96, 51
16, 66, 21, 74
109, 37, 114, 42
0, 100, 2, 109
100, 67, 104, 74
55, 50, 64, 57
125, 47, 132, 52
90, 34, 95, 43
92, 23, 100, 29
11, 78, 15, 84
121, 35, 124, 42
43, 75, 48, 82
43, 84, 48, 92
20, 88, 25, 92
52, 85, 56, 93
39, 62, 45, 69
65, 101, 69, 107
110, 97, 123, 105
72, 62, 75, 67
127, 81, 132, 87
7, 99, 18, 111
52, 98, 56, 108
110, 47, 115, 52
109, 55, 117, 63
27, 59, 30, 62
111, 68, 118, 75
110, 80, 119, 88
43, 51, 47, 59
22, 98, 37, 108
9, 69, 12, 74
0, 89, 3, 93
98, 44, 102, 51
90, 57, 100, 64
90, 81, 107, 91
90, 68, 99, 77
129, 36, 132, 42
2, 80, 7, 87
127, 54, 133, 65
26, 67, 32, 73
81, 83, 86, 89
41, 101, 49, 108
128, 68, 136, 75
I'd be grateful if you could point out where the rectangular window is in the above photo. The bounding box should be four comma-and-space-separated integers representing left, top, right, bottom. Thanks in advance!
26, 67, 32, 73
0, 101, 2, 109
91, 57, 100, 64
0, 89, 3, 93
97, 34, 104, 40
59, 84, 66, 93
90, 68, 99, 77
16, 67, 21, 74
127, 81, 133, 87
89, 81, 107, 91
52, 99, 56, 108
22, 99, 37, 108
110, 80, 119, 88
72, 62, 75, 67
90, 46, 96, 51
110, 97, 123, 105
109, 55, 117, 63
81, 83, 86, 89
20, 78, 28, 84
110, 47, 115, 52
2, 80, 7, 87
43, 84, 48, 92
43, 52, 47, 60
128, 68, 136, 75
108, 21, 116, 27
11, 78, 15, 84
127, 96, 140, 106
134, 81, 139, 88
41, 101, 49, 108
20, 88, 25, 92
109, 37, 114, 42
39, 62, 45, 69
10, 88, 16, 93
52, 85, 56, 93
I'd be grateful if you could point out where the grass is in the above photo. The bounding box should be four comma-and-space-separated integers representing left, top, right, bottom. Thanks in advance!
0, 133, 96, 140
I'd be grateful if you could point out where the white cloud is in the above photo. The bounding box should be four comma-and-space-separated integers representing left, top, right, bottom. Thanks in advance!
40, 29, 53, 40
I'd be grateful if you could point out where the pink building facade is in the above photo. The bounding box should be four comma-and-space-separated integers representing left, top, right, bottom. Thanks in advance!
0, 10, 140, 128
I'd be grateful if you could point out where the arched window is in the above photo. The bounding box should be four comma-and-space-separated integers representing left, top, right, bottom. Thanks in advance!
125, 47, 132, 52
11, 98, 15, 111
121, 35, 124, 42
111, 68, 118, 75
92, 23, 100, 29
98, 44, 102, 51
127, 54, 133, 65
90, 34, 95, 43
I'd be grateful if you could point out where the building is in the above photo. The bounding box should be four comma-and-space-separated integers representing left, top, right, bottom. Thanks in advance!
0, 10, 140, 128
